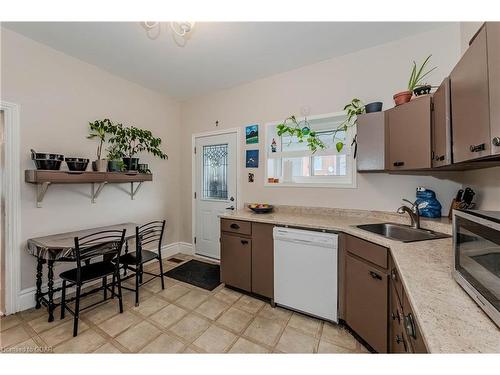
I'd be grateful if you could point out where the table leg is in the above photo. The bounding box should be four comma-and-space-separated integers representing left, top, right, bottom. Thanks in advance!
47, 260, 55, 322
35, 257, 44, 309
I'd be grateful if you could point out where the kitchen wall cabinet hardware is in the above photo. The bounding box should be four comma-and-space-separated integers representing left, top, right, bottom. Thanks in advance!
220, 219, 274, 299
356, 112, 387, 172
450, 22, 500, 162
431, 77, 452, 167
25, 170, 153, 207
386, 95, 432, 170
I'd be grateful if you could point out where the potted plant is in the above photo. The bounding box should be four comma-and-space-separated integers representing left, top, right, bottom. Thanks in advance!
106, 143, 125, 172
394, 55, 436, 106
110, 124, 168, 171
276, 116, 326, 153
87, 119, 115, 172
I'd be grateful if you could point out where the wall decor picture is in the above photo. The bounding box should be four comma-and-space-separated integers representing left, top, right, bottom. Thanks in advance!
245, 124, 259, 144
246, 149, 259, 168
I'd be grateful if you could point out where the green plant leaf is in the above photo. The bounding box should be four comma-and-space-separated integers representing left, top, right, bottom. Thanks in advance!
336, 142, 344, 152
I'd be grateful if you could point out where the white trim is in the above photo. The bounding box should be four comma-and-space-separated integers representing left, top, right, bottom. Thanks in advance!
191, 127, 241, 258
17, 242, 193, 312
1, 101, 21, 315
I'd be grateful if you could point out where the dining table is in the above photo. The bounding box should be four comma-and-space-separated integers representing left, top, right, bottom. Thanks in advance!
26, 222, 138, 322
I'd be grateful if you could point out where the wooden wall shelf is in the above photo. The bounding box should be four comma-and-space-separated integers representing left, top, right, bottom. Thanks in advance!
25, 170, 153, 207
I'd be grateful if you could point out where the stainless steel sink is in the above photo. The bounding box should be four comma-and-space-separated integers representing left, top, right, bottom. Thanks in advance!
356, 223, 450, 243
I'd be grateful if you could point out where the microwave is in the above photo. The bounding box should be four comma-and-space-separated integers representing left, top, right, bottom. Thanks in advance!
453, 210, 500, 327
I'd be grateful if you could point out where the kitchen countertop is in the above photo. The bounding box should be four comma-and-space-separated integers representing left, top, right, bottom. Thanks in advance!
220, 207, 500, 353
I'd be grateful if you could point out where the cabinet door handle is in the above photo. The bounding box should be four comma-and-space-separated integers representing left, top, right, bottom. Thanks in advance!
240, 240, 249, 245
393, 161, 405, 167
469, 143, 486, 152
230, 223, 240, 229
369, 271, 382, 280
492, 137, 500, 147
391, 269, 397, 281
404, 313, 417, 339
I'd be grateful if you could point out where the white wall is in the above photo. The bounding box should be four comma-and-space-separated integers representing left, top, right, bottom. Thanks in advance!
180, 24, 465, 243
1, 28, 182, 290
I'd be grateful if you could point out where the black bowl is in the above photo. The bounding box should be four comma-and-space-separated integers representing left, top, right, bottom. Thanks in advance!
33, 159, 62, 170
65, 158, 89, 171
31, 149, 64, 161
248, 204, 274, 214
365, 102, 383, 113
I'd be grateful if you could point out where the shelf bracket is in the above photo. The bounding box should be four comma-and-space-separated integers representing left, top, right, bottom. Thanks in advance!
36, 182, 51, 208
91, 182, 108, 203
130, 182, 143, 200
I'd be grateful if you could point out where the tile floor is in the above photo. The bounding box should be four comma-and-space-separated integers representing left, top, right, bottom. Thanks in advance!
0, 254, 369, 354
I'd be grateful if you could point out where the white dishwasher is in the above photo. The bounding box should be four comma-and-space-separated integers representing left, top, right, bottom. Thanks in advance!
273, 227, 338, 322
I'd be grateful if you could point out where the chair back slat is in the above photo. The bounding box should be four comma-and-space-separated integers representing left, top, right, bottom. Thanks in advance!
136, 220, 166, 262
73, 229, 126, 282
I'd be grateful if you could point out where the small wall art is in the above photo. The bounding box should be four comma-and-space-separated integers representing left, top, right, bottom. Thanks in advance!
246, 149, 259, 168
245, 124, 259, 144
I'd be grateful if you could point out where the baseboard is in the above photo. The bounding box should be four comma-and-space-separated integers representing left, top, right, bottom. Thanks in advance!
16, 241, 194, 313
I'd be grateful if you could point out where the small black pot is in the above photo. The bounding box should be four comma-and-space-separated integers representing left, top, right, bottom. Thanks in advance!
365, 102, 383, 113
413, 85, 432, 96
108, 160, 123, 172
65, 158, 89, 171
122, 157, 139, 171
31, 149, 64, 170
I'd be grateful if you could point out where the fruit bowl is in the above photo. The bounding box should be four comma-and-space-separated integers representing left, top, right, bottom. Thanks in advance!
248, 203, 274, 214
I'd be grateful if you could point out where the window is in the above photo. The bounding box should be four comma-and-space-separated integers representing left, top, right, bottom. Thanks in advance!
265, 112, 356, 188
202, 144, 228, 199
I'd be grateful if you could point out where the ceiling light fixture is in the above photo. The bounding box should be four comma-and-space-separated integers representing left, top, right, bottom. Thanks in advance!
142, 21, 195, 43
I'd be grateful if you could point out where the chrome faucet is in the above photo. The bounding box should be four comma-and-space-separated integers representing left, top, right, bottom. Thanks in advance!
397, 199, 420, 229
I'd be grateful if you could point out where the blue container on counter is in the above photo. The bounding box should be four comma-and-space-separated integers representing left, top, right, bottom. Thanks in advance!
415, 187, 442, 218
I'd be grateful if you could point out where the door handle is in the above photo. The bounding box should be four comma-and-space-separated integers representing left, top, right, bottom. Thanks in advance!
469, 143, 486, 152
369, 271, 382, 280
240, 240, 249, 245
393, 161, 405, 167
226, 206, 235, 211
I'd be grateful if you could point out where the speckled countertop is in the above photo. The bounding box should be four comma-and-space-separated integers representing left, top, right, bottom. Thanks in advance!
220, 206, 500, 353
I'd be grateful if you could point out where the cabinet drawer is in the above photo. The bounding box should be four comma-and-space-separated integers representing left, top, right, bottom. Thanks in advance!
220, 233, 252, 292
345, 254, 388, 353
221, 219, 252, 236
390, 283, 409, 353
402, 290, 428, 353
345, 235, 388, 269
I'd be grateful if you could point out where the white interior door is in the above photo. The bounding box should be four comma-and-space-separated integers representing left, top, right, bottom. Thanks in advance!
195, 132, 237, 259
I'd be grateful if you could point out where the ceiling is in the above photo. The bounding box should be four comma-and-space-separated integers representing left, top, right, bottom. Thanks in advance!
3, 22, 450, 100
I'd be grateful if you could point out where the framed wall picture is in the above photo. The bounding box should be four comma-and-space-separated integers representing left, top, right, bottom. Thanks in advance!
246, 149, 259, 168
245, 124, 259, 144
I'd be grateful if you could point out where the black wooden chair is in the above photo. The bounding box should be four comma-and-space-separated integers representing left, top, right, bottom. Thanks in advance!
59, 229, 126, 337
114, 220, 166, 306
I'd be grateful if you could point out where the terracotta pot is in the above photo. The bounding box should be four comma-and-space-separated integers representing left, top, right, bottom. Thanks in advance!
393, 91, 413, 106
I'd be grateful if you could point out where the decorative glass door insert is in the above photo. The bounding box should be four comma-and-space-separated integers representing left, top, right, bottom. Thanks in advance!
202, 143, 228, 200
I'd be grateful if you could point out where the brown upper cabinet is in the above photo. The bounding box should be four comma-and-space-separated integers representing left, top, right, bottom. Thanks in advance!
386, 95, 432, 170
432, 77, 452, 167
450, 22, 500, 163
356, 112, 387, 172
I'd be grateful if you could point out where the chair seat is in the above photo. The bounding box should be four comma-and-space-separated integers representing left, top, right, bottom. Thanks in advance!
118, 250, 158, 265
60, 261, 116, 283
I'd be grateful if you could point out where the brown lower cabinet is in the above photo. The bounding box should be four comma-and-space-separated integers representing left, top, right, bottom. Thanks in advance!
220, 218, 274, 299
343, 234, 428, 353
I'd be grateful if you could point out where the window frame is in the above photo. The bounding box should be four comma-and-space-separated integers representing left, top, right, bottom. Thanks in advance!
264, 111, 357, 189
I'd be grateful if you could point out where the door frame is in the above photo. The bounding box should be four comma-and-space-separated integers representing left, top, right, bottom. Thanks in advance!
1, 101, 21, 315
191, 127, 242, 258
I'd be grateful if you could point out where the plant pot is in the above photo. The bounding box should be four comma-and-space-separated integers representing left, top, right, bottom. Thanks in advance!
365, 102, 383, 113
92, 159, 108, 172
122, 157, 139, 171
65, 157, 89, 171
413, 85, 432, 97
393, 91, 413, 106
108, 160, 123, 172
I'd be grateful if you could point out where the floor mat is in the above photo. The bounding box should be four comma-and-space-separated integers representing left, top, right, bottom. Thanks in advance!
165, 259, 221, 291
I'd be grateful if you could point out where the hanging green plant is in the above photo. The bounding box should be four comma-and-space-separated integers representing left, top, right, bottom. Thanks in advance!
332, 98, 365, 152
276, 115, 326, 153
